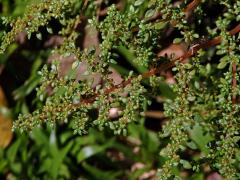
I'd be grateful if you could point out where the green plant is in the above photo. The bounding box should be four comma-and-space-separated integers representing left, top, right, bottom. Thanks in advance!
0, 0, 239, 179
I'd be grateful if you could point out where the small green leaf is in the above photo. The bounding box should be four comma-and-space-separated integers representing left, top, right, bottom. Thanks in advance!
217, 55, 229, 69
220, 77, 227, 84
72, 60, 80, 69
77, 140, 114, 163
154, 21, 167, 30
184, 63, 192, 69
134, 0, 145, 6
145, 9, 155, 18
189, 124, 214, 154
173, 38, 182, 44
143, 32, 149, 43
190, 173, 204, 180
110, 59, 117, 64
36, 33, 42, 40
220, 55, 229, 62
27, 33, 31, 40
47, 27, 53, 34
77, 146, 103, 163
216, 49, 226, 55
206, 63, 211, 74
194, 81, 200, 89
193, 33, 199, 38
186, 141, 198, 150
55, 86, 67, 96
217, 61, 228, 69
187, 96, 196, 101
180, 159, 192, 169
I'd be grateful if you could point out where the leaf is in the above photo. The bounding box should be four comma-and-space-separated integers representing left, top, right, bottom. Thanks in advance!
117, 46, 148, 73
77, 145, 106, 163
54, 86, 67, 96
189, 124, 214, 154
0, 158, 7, 172
30, 128, 49, 146
27, 33, 31, 40
110, 63, 130, 76
10, 162, 22, 174
217, 56, 228, 69
134, 0, 145, 6
13, 58, 42, 100
145, 9, 155, 18
217, 61, 228, 69
0, 43, 18, 64
173, 38, 183, 44
82, 162, 121, 180
6, 138, 21, 162
186, 141, 198, 150
59, 164, 70, 179
154, 21, 167, 30
158, 81, 176, 100
47, 27, 53, 34
77, 140, 114, 163
206, 63, 211, 74
50, 141, 73, 179
38, 158, 52, 174
60, 131, 73, 144
190, 173, 204, 180
180, 159, 192, 169
71, 60, 80, 69
41, 133, 74, 179
36, 32, 42, 40
13, 75, 41, 100
30, 56, 42, 76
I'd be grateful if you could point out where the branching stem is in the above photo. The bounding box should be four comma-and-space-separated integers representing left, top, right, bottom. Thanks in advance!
80, 23, 240, 105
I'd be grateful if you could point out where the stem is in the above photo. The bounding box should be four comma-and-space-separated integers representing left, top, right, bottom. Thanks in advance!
232, 62, 237, 105
156, 24, 240, 72
184, 0, 201, 13
144, 111, 165, 119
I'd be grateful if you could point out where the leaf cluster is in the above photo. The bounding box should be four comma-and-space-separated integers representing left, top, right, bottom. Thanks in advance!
0, 0, 239, 179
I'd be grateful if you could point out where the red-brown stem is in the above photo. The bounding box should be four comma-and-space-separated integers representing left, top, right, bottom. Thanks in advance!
156, 24, 240, 72
232, 62, 237, 105
229, 24, 240, 35
184, 0, 201, 13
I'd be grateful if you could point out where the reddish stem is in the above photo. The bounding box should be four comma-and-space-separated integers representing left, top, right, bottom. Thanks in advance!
156, 24, 240, 72
232, 62, 237, 105
184, 0, 201, 13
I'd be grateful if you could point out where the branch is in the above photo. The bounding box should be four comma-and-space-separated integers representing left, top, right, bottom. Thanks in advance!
232, 62, 237, 105
184, 0, 201, 13
156, 24, 240, 72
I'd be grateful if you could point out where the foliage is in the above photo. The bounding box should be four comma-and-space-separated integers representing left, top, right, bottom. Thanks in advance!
0, 0, 239, 179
